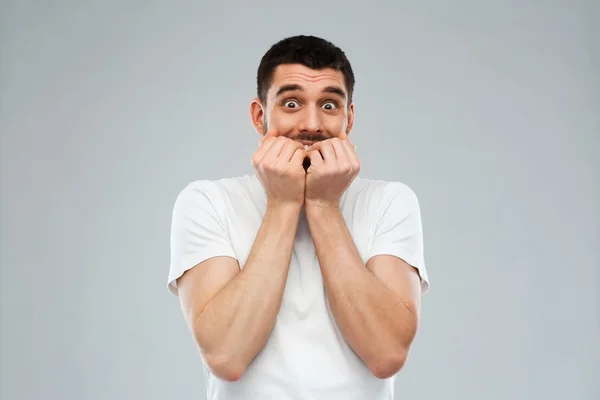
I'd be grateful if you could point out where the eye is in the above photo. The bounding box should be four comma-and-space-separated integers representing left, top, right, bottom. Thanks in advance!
322, 102, 337, 110
284, 100, 299, 109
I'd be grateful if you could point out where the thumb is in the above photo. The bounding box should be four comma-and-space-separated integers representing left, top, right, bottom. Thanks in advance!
338, 131, 355, 150
261, 128, 277, 143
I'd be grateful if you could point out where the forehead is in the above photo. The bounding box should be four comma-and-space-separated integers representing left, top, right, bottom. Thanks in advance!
269, 64, 346, 94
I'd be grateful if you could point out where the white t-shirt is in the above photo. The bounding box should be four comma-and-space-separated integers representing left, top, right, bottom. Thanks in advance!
167, 173, 429, 400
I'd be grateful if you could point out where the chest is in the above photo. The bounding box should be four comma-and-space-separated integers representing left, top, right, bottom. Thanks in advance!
224, 205, 372, 307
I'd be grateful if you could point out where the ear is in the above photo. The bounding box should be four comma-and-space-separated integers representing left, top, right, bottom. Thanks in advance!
250, 98, 266, 136
345, 102, 355, 135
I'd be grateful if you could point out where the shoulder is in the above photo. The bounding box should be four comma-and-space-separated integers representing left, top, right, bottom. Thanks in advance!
347, 177, 420, 214
173, 174, 257, 209
172, 179, 221, 212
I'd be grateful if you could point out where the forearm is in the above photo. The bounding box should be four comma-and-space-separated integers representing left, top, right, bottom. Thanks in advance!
306, 204, 417, 377
196, 203, 301, 377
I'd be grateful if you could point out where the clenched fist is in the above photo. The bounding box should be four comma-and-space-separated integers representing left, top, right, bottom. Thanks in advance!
251, 130, 308, 208
305, 132, 360, 208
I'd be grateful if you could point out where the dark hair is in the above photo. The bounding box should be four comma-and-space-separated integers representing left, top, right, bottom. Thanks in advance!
256, 35, 355, 107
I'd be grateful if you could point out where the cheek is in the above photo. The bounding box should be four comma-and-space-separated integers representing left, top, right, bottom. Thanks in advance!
326, 116, 347, 133
269, 110, 297, 133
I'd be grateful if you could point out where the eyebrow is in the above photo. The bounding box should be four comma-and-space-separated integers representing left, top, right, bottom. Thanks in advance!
275, 84, 347, 100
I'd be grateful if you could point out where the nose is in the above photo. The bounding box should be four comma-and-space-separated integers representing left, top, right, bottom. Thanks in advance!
297, 105, 323, 135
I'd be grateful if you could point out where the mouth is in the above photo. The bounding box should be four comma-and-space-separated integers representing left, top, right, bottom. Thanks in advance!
297, 140, 318, 147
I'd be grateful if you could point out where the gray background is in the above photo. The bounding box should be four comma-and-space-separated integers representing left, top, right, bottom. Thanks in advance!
1, 1, 598, 399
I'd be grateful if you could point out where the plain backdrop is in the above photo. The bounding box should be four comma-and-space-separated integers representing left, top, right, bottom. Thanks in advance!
1, 1, 598, 399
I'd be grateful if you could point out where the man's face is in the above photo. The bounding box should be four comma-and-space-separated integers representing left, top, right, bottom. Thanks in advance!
250, 63, 354, 145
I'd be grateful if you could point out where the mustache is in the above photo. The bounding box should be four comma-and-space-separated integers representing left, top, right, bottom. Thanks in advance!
291, 133, 329, 142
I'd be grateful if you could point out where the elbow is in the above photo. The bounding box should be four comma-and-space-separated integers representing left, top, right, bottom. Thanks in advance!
204, 353, 248, 382
192, 317, 248, 382
367, 351, 408, 380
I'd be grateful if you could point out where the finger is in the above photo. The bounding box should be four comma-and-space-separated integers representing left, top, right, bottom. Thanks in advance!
279, 140, 305, 162
346, 143, 360, 169
331, 139, 352, 171
336, 131, 359, 163
308, 148, 324, 168
316, 140, 336, 163
252, 136, 278, 167
290, 147, 308, 167
261, 127, 277, 143
263, 137, 288, 162
338, 132, 354, 147
339, 131, 357, 148
337, 131, 355, 152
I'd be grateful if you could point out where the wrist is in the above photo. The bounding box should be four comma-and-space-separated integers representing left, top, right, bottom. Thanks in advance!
266, 201, 303, 216
305, 200, 341, 219
264, 201, 303, 233
305, 199, 340, 212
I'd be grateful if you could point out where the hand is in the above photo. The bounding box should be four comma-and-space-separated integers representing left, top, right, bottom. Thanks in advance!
305, 132, 360, 208
251, 129, 308, 208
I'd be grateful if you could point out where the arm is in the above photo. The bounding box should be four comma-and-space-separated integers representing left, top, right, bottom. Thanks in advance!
304, 134, 428, 379
171, 135, 307, 381
305, 204, 422, 379
177, 203, 301, 382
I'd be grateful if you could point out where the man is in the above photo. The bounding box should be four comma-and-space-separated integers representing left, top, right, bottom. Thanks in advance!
167, 35, 430, 400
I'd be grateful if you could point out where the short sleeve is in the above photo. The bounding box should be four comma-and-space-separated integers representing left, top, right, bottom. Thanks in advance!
368, 182, 430, 295
167, 181, 237, 296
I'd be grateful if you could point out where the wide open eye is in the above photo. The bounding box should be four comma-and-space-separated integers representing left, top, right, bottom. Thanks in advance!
322, 102, 337, 110
284, 100, 299, 109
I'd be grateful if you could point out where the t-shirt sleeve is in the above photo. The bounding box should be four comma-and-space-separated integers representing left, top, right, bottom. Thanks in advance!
368, 182, 430, 295
167, 181, 237, 297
